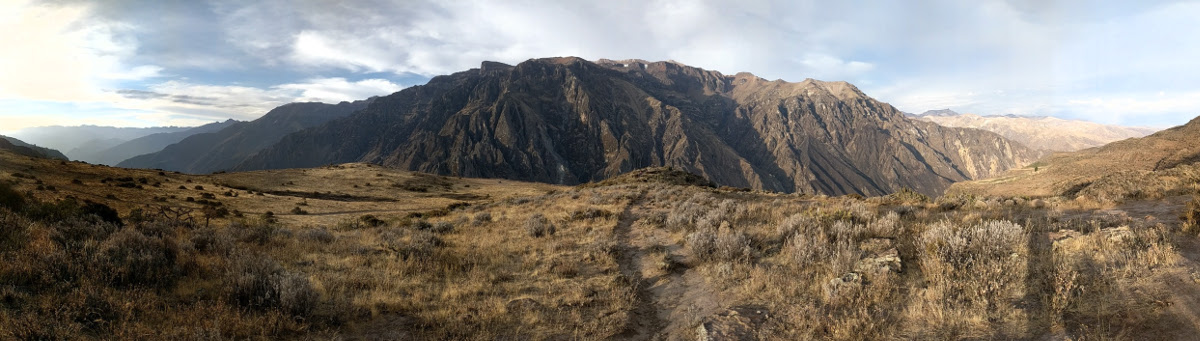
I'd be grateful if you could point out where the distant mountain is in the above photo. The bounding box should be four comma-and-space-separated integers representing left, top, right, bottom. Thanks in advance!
236, 57, 1039, 196
118, 100, 373, 173
9, 125, 192, 159
950, 115, 1200, 198
910, 109, 1158, 152
82, 119, 241, 165
0, 135, 68, 160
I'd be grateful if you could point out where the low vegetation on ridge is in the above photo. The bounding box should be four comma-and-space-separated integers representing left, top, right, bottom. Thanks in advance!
2, 151, 1199, 339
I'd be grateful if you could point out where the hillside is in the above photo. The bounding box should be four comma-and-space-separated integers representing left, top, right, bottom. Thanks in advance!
911, 109, 1157, 152
236, 58, 1038, 196
82, 119, 241, 165
2, 148, 1198, 339
0, 135, 67, 160
8, 125, 191, 158
119, 100, 372, 173
950, 115, 1200, 199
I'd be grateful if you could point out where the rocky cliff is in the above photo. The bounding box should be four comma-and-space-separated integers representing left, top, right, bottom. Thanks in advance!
237, 58, 1038, 196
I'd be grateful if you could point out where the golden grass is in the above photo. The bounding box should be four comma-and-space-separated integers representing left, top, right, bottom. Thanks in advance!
2, 150, 1199, 339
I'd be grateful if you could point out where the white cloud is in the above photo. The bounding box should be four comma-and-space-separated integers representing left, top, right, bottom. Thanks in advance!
0, 1, 162, 102
277, 77, 403, 103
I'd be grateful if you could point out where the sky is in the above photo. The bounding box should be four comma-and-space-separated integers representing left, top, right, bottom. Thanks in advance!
2, 0, 1198, 133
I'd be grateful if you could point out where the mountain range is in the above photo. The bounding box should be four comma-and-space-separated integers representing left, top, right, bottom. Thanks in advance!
910, 109, 1158, 152
118, 100, 372, 173
7, 125, 193, 160
223, 57, 1039, 196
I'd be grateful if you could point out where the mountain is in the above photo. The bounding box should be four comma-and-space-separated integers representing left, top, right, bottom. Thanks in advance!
82, 119, 241, 165
118, 100, 373, 173
910, 109, 1158, 152
0, 135, 68, 160
949, 114, 1200, 198
236, 57, 1038, 196
8, 125, 192, 158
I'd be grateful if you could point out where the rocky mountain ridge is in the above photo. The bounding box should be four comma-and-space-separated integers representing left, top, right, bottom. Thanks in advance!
234, 57, 1039, 196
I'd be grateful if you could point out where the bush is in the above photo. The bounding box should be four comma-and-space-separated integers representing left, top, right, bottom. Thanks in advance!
1183, 194, 1200, 235
96, 228, 179, 288
226, 253, 317, 318
188, 227, 234, 255
569, 207, 614, 221
300, 227, 335, 244
685, 227, 717, 260
290, 207, 308, 215
430, 221, 454, 234
0, 182, 25, 212
472, 211, 492, 226
524, 214, 555, 237
713, 223, 751, 262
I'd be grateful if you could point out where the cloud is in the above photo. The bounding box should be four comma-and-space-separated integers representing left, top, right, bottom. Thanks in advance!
277, 78, 403, 103
4, 0, 1200, 130
0, 1, 163, 102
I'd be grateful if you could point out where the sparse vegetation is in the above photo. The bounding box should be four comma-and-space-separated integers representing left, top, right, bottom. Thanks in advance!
2, 152, 1197, 339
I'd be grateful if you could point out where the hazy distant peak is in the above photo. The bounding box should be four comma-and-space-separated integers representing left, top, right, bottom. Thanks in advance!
916, 109, 961, 117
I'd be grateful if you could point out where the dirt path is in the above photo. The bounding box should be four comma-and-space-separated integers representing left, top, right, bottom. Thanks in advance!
612, 196, 724, 340
613, 197, 665, 340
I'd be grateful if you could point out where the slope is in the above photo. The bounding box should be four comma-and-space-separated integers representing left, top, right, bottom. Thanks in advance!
119, 100, 372, 173
950, 115, 1200, 198
911, 109, 1158, 152
81, 119, 242, 165
237, 57, 1038, 197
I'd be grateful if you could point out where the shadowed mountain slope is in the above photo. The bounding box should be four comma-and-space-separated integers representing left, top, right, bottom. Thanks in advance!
236, 58, 1037, 196
118, 100, 372, 173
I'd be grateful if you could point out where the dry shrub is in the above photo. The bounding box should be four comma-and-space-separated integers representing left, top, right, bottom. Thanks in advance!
472, 211, 492, 226
714, 223, 751, 262
915, 220, 1026, 321
226, 252, 318, 319
300, 227, 335, 243
96, 227, 180, 288
1183, 194, 1200, 235
525, 214, 555, 238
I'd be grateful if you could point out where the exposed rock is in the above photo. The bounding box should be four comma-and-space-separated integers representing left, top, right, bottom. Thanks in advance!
237, 58, 1038, 196
855, 239, 902, 274
696, 306, 770, 341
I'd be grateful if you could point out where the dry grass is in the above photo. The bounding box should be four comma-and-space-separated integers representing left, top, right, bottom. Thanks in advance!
2, 150, 1199, 339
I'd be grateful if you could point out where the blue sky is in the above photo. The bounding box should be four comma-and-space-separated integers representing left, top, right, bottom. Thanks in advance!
2, 0, 1198, 133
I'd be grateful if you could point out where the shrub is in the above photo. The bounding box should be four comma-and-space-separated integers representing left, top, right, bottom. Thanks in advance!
1183, 194, 1200, 235
359, 214, 385, 227
226, 253, 317, 318
430, 221, 454, 234
713, 223, 751, 262
188, 227, 234, 255
290, 207, 308, 215
96, 228, 179, 288
685, 227, 717, 260
0, 182, 25, 212
380, 229, 442, 261
525, 214, 555, 237
300, 227, 335, 244
410, 219, 432, 230
570, 207, 614, 221
472, 211, 492, 225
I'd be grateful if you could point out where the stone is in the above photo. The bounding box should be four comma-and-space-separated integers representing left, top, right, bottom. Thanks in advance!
696, 306, 771, 341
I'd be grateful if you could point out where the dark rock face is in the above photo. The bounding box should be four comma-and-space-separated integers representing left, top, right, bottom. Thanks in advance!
119, 100, 371, 173
237, 57, 1038, 196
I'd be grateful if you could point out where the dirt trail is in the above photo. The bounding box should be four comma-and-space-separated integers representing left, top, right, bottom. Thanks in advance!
613, 196, 724, 340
